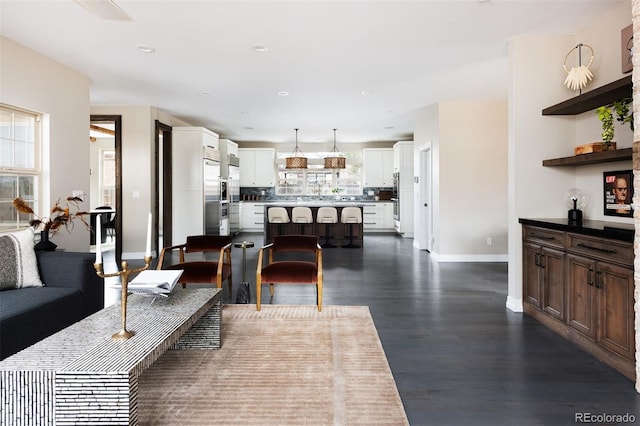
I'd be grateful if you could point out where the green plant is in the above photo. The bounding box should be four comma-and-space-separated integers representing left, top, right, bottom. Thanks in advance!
597, 98, 633, 149
331, 187, 344, 194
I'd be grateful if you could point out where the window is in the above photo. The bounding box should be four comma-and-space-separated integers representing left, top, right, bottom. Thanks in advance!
0, 105, 40, 231
100, 149, 116, 206
276, 152, 361, 197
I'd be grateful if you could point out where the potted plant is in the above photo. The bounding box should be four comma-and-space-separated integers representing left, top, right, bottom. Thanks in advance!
596, 98, 633, 150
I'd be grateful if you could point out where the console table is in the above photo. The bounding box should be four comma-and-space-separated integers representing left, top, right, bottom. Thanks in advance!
0, 288, 222, 426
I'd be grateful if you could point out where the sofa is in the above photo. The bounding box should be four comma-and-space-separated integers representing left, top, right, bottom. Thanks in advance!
0, 249, 104, 360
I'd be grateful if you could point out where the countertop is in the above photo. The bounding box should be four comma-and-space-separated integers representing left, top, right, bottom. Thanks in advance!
241, 200, 392, 204
519, 218, 635, 243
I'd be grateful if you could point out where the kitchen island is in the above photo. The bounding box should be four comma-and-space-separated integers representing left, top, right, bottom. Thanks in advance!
264, 202, 364, 247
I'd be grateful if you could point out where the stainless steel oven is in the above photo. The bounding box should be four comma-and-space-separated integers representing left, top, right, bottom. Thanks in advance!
392, 172, 400, 221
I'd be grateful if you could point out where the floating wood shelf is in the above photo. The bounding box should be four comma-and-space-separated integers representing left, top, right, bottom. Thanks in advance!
542, 75, 632, 116
542, 148, 632, 167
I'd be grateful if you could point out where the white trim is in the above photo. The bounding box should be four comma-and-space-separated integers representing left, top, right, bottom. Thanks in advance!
122, 250, 157, 260
505, 296, 523, 312
434, 253, 508, 262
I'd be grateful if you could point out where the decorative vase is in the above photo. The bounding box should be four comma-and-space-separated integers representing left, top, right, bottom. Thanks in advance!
34, 230, 57, 251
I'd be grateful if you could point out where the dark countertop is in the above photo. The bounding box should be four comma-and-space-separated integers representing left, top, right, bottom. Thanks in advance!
519, 218, 635, 242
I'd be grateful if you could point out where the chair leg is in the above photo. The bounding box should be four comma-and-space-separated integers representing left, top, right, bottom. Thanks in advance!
256, 278, 261, 311
317, 281, 322, 312
343, 223, 359, 248
321, 223, 336, 248
269, 283, 275, 297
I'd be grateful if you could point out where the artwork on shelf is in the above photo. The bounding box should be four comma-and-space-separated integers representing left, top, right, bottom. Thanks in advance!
621, 24, 633, 74
603, 170, 634, 218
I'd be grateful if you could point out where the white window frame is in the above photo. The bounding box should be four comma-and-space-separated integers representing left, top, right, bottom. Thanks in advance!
0, 104, 41, 231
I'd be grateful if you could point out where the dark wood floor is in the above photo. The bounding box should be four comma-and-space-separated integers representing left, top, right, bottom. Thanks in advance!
116, 232, 640, 425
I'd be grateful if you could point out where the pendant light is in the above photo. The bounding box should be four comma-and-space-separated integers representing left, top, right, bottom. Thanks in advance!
285, 128, 308, 169
324, 128, 346, 169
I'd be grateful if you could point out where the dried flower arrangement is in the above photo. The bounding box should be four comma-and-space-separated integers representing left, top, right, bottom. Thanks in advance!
13, 196, 91, 234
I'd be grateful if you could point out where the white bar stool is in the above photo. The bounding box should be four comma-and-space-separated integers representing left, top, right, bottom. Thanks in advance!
341, 207, 363, 248
268, 207, 290, 238
316, 207, 338, 248
292, 206, 313, 235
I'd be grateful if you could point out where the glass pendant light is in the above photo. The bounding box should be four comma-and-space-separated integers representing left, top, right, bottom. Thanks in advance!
324, 128, 346, 169
285, 128, 308, 169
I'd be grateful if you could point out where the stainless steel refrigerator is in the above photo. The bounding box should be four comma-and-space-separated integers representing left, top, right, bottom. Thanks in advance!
228, 155, 240, 235
203, 157, 222, 235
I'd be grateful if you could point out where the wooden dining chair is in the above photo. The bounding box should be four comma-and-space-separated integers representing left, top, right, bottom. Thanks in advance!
256, 235, 322, 311
157, 235, 233, 294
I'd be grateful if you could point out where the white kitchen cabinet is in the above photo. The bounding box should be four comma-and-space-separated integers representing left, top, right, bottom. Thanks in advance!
239, 148, 276, 187
362, 148, 394, 187
172, 127, 219, 243
393, 141, 414, 186
363, 202, 394, 232
240, 202, 265, 232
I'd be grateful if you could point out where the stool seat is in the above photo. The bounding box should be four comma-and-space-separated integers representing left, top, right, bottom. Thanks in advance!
340, 207, 362, 248
292, 206, 314, 235
316, 207, 338, 248
268, 207, 290, 239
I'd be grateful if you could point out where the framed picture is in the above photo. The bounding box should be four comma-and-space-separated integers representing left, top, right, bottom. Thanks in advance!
621, 24, 633, 73
603, 170, 633, 218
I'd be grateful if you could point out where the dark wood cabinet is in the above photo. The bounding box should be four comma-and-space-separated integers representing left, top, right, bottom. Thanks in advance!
521, 221, 635, 380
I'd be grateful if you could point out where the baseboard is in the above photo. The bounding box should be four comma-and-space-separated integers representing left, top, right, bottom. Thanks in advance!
433, 253, 508, 262
505, 296, 523, 312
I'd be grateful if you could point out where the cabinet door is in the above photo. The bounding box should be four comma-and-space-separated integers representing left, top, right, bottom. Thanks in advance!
363, 150, 384, 187
597, 262, 635, 361
238, 150, 255, 186
541, 246, 565, 321
254, 149, 275, 187
566, 254, 597, 340
381, 149, 394, 186
523, 242, 542, 308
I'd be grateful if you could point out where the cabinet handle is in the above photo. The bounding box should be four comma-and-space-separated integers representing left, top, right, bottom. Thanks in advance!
538, 253, 545, 269
576, 243, 617, 255
587, 268, 594, 286
530, 233, 555, 240
534, 253, 540, 267
595, 270, 603, 289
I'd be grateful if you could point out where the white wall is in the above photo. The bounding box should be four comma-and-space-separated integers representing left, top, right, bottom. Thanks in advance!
507, 0, 632, 312
0, 37, 91, 252
90, 106, 191, 258
413, 100, 508, 261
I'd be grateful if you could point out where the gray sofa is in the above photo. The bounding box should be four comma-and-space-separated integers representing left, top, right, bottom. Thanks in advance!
0, 251, 104, 360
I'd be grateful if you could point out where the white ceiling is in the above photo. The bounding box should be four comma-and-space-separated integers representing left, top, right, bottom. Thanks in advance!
0, 0, 626, 144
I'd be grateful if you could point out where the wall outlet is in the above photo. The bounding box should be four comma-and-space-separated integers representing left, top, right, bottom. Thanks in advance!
486, 237, 492, 246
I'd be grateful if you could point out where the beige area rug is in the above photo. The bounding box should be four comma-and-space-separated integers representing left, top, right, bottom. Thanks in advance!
137, 305, 409, 425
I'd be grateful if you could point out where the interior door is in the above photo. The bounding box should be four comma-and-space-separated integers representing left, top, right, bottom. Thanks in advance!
155, 121, 173, 252
420, 147, 432, 251
90, 115, 122, 262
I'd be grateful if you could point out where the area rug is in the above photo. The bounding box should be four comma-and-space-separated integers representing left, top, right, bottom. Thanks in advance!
137, 304, 409, 425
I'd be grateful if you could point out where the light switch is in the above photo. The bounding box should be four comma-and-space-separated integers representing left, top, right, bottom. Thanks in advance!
133, 191, 140, 198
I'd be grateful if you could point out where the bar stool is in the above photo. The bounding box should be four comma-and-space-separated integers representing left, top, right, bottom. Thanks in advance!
291, 206, 313, 235
341, 207, 362, 248
268, 207, 290, 238
316, 207, 338, 248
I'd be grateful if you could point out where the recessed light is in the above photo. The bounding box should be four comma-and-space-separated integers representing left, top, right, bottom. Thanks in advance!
199, 92, 209, 96
277, 91, 290, 97
240, 111, 250, 116
243, 126, 254, 130
384, 126, 395, 130
360, 90, 375, 96
252, 44, 269, 52
384, 110, 394, 115
136, 44, 155, 53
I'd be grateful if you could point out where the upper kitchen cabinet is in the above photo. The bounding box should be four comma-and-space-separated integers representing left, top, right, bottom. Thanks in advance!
393, 141, 414, 187
239, 148, 276, 187
363, 148, 394, 187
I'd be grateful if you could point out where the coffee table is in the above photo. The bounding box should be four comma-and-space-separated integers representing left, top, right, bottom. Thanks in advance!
0, 287, 222, 426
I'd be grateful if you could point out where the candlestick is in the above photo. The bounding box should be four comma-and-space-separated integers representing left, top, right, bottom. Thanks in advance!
145, 212, 152, 258
95, 214, 102, 264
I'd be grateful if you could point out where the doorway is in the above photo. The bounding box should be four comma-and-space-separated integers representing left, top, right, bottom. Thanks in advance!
419, 146, 433, 252
90, 115, 122, 262
155, 120, 172, 252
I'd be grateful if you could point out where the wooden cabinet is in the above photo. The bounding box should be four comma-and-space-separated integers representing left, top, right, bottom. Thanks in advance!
238, 148, 275, 187
521, 222, 635, 380
522, 226, 566, 321
362, 148, 394, 187
566, 233, 635, 363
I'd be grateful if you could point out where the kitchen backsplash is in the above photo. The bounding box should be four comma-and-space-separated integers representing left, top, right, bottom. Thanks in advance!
240, 187, 392, 201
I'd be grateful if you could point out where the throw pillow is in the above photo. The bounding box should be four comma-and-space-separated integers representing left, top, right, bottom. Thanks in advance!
0, 228, 43, 291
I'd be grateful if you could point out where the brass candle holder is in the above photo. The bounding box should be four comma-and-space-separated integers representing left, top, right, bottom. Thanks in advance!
94, 256, 152, 340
